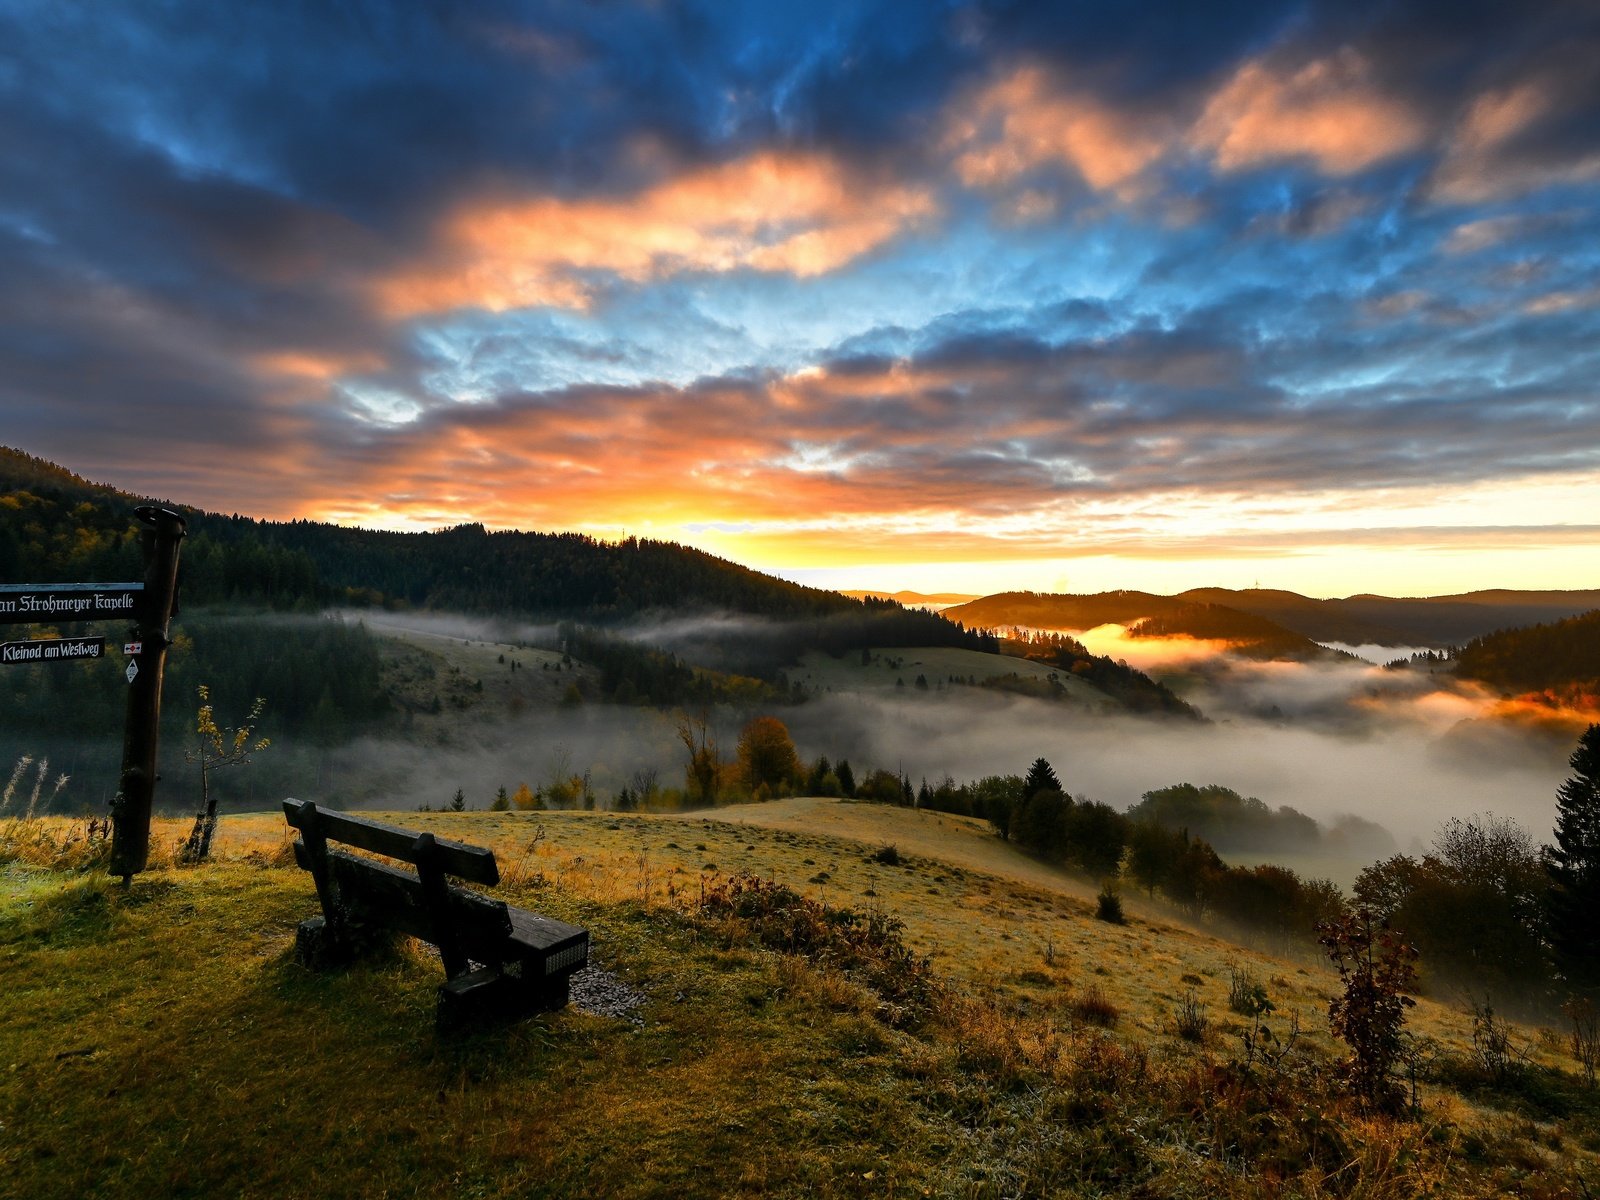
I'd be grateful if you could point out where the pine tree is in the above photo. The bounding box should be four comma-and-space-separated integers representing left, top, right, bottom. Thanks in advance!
1548, 724, 1600, 995
1023, 757, 1061, 799
835, 759, 856, 798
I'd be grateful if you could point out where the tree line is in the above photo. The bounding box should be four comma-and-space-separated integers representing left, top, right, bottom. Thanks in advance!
1, 447, 996, 669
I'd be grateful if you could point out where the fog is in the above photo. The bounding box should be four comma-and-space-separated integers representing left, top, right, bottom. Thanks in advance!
27, 609, 1551, 888
349, 609, 561, 648
301, 659, 1572, 866
316, 706, 685, 813
319, 612, 1578, 861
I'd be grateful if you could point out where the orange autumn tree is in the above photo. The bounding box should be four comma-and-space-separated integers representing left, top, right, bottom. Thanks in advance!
736, 716, 800, 800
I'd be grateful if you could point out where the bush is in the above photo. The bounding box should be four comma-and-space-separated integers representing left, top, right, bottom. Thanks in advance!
1095, 883, 1124, 924
1317, 909, 1418, 1113
1174, 989, 1208, 1042
1069, 984, 1120, 1028
1565, 996, 1599, 1088
697, 872, 934, 1023
1228, 963, 1262, 1015
870, 843, 901, 866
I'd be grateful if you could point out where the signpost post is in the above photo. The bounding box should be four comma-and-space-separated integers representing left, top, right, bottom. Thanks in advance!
110, 507, 186, 881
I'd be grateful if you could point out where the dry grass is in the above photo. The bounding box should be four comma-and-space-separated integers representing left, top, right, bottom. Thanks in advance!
2, 801, 1596, 1197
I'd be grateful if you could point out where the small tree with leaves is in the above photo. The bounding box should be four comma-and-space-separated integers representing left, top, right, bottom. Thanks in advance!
677, 710, 721, 806
1317, 908, 1418, 1114
181, 686, 269, 863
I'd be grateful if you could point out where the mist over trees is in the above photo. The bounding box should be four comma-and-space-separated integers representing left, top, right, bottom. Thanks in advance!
0, 448, 994, 666
1000, 631, 1201, 718
1453, 609, 1600, 698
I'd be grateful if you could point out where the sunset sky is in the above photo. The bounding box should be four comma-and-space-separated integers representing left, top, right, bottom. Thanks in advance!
3, 1, 1599, 597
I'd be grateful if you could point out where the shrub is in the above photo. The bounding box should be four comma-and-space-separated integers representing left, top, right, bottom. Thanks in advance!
870, 843, 901, 866
1565, 996, 1599, 1088
1095, 883, 1124, 924
1468, 998, 1526, 1085
1228, 963, 1261, 1015
1317, 909, 1418, 1113
1174, 989, 1208, 1042
697, 872, 934, 1022
1070, 984, 1120, 1028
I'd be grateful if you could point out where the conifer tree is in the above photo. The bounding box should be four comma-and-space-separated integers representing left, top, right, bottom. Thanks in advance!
1549, 724, 1600, 994
1023, 757, 1061, 799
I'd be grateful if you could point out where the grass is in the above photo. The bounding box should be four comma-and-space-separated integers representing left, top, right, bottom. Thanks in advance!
3, 804, 1599, 1197
793, 645, 1115, 708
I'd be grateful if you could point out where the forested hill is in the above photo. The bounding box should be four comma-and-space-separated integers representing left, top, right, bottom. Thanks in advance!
1453, 608, 1600, 697
945, 591, 1331, 660
0, 447, 992, 653
1124, 604, 1335, 661
946, 585, 1600, 652
1178, 587, 1600, 648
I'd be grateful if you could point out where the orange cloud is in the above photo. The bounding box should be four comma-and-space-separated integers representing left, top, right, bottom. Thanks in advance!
1194, 49, 1424, 175
252, 350, 385, 381
1524, 286, 1600, 316
374, 151, 935, 316
947, 64, 1168, 195
1432, 81, 1600, 203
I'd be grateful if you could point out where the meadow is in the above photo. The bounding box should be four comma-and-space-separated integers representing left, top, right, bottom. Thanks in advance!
3, 800, 1597, 1198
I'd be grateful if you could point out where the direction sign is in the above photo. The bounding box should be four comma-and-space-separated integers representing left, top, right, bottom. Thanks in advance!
0, 583, 145, 625
0, 636, 107, 666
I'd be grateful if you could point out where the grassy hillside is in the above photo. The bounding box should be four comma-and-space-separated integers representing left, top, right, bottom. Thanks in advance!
4, 805, 1597, 1198
792, 645, 1115, 710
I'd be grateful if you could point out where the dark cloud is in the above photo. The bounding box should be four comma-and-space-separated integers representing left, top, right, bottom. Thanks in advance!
2, 0, 1599, 572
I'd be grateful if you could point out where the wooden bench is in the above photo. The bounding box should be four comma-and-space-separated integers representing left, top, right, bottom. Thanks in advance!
283, 799, 588, 1028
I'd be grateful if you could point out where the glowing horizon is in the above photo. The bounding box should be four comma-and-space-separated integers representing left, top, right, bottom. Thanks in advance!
4, 3, 1599, 600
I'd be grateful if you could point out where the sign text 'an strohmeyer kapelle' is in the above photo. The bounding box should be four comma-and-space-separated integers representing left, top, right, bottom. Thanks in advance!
0, 583, 144, 626
0, 636, 107, 665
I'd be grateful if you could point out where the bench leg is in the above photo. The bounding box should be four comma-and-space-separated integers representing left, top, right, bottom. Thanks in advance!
436, 968, 572, 1033
294, 913, 400, 969
294, 917, 344, 969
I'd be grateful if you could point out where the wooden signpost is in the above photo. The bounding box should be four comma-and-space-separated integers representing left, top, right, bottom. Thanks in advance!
2, 505, 186, 881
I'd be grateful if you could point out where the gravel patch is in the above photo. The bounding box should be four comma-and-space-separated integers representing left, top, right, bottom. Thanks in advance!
569, 962, 647, 1026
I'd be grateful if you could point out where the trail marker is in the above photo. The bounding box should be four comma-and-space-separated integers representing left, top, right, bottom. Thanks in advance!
0, 636, 106, 665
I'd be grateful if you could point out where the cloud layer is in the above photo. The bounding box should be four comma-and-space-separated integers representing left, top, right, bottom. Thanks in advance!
3, 0, 1599, 592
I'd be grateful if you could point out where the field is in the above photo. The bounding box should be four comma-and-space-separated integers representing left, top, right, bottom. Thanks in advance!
794, 646, 1114, 709
3, 801, 1597, 1198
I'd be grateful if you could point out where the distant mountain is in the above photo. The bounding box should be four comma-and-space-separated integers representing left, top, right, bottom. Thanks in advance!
944, 591, 1334, 660
946, 586, 1600, 652
0, 447, 993, 660
1179, 587, 1600, 648
947, 590, 1182, 629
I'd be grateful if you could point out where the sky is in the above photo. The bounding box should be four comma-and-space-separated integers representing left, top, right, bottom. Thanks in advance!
3, 0, 1600, 598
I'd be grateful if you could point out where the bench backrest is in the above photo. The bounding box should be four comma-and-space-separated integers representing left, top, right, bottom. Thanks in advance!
283, 798, 500, 885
